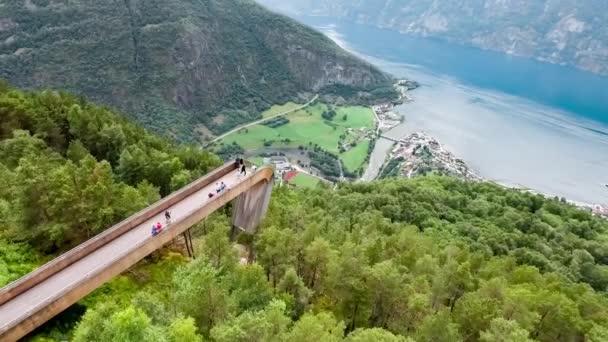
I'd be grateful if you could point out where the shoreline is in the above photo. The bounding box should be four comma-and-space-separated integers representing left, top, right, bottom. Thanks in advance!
377, 131, 607, 217
365, 83, 608, 218
371, 80, 417, 133
379, 131, 483, 181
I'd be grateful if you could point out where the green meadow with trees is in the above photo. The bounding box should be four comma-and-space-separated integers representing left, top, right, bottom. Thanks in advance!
216, 103, 374, 174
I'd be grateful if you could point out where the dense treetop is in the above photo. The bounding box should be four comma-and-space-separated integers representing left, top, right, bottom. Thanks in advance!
69, 178, 608, 342
0, 83, 220, 256
1, 86, 607, 341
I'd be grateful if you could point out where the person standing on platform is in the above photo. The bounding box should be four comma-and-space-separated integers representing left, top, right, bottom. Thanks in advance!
164, 210, 171, 224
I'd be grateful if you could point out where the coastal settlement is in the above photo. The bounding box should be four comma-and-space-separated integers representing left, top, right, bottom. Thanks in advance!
374, 82, 608, 220
372, 80, 418, 133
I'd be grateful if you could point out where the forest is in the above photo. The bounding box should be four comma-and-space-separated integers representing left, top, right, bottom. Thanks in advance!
59, 179, 608, 342
1, 85, 608, 341
0, 83, 221, 257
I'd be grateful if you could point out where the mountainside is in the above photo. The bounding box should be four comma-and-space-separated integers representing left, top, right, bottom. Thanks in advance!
0, 0, 394, 142
2, 86, 608, 340
0, 83, 221, 253
257, 0, 608, 76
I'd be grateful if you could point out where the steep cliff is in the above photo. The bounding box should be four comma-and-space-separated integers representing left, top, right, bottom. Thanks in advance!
0, 0, 394, 141
258, 0, 608, 76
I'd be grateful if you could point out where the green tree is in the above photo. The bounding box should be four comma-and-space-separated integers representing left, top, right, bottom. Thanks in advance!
284, 312, 345, 342
210, 300, 290, 342
173, 258, 230, 334
132, 291, 169, 326
532, 290, 584, 341
365, 260, 405, 328
201, 223, 238, 270
227, 263, 274, 313
255, 226, 296, 287
73, 305, 165, 342
416, 310, 462, 342
303, 237, 333, 289
431, 258, 474, 311
479, 318, 533, 342
346, 328, 413, 342
277, 267, 312, 318
326, 242, 372, 332
453, 292, 500, 341
167, 316, 203, 342
66, 139, 90, 163
588, 324, 608, 342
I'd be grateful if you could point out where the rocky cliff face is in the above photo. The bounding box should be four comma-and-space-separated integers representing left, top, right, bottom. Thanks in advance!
258, 0, 608, 75
0, 0, 393, 141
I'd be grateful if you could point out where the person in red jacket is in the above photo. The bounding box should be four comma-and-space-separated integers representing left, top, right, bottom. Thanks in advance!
152, 222, 164, 236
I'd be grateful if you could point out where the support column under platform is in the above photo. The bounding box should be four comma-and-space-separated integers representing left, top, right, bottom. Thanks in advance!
231, 177, 274, 235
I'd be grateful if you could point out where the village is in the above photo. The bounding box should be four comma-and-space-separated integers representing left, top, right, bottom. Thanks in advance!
381, 132, 483, 181
372, 103, 402, 132
372, 79, 418, 132
591, 204, 608, 218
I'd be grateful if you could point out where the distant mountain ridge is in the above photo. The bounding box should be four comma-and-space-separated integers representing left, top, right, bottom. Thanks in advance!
257, 0, 608, 76
0, 0, 394, 142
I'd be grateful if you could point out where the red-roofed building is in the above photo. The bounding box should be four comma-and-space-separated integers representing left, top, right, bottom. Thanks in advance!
283, 170, 298, 183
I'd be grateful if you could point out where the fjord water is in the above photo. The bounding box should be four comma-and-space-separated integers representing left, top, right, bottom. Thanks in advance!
299, 16, 608, 204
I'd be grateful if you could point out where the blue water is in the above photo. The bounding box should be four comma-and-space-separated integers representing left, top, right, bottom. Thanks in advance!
293, 16, 608, 204
299, 16, 608, 125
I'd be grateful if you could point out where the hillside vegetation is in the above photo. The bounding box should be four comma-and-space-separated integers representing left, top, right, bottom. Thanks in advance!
1, 87, 607, 341
0, 0, 395, 141
67, 178, 608, 342
0, 83, 220, 257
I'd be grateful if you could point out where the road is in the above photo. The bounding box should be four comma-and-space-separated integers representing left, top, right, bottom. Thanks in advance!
0, 164, 272, 341
207, 95, 319, 146
371, 105, 381, 135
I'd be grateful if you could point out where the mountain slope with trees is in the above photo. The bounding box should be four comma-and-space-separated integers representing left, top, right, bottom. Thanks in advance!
2, 87, 608, 341
68, 178, 608, 342
0, 0, 395, 142
0, 82, 220, 257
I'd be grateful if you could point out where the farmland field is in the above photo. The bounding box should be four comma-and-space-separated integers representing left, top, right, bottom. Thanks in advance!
341, 141, 370, 173
289, 172, 322, 188
217, 103, 375, 172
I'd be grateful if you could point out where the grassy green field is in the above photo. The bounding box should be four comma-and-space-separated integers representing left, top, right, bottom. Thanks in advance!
261, 102, 302, 118
249, 156, 265, 166
219, 103, 375, 172
341, 141, 370, 172
289, 172, 321, 188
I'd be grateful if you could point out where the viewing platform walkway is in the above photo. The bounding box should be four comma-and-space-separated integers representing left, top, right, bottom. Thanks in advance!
0, 162, 274, 341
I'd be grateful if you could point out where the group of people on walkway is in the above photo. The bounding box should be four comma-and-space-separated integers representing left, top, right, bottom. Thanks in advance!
208, 181, 228, 198
152, 211, 171, 236
153, 157, 257, 235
